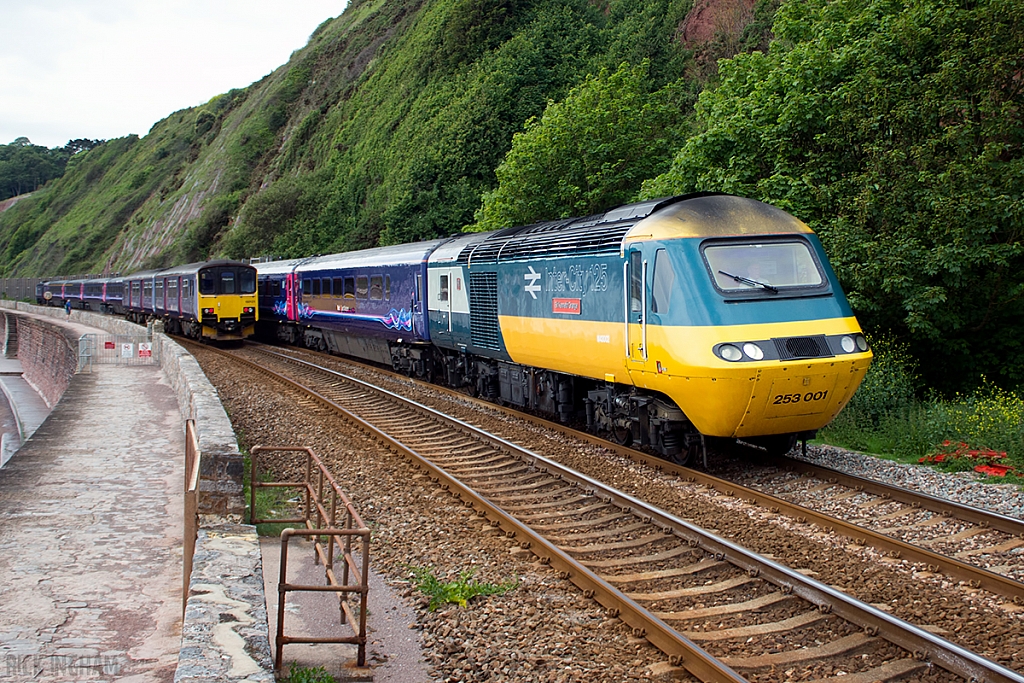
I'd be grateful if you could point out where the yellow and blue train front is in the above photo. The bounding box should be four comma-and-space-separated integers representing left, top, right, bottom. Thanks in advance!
495, 194, 872, 439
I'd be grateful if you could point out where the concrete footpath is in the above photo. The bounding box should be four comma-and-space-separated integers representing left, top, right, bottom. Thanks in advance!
0, 355, 184, 682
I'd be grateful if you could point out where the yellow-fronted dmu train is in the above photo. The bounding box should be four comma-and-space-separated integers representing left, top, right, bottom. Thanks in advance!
39, 260, 257, 342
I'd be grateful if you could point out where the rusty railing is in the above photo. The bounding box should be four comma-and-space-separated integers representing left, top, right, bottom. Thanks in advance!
249, 446, 371, 668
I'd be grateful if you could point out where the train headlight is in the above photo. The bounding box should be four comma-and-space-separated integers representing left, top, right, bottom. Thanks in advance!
719, 344, 742, 362
742, 342, 764, 360
855, 334, 868, 352
840, 335, 856, 353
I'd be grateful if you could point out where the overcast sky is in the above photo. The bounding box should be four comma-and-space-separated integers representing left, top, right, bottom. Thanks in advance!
0, 1, 346, 149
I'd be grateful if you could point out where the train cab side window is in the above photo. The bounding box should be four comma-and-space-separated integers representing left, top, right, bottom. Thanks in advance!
356, 276, 369, 299
333, 278, 343, 297
344, 277, 355, 298
384, 276, 391, 301
370, 275, 383, 301
651, 249, 675, 314
311, 279, 321, 296
439, 275, 449, 302
629, 251, 643, 313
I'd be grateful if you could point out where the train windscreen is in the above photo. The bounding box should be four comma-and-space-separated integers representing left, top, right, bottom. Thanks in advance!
704, 240, 823, 293
199, 266, 257, 295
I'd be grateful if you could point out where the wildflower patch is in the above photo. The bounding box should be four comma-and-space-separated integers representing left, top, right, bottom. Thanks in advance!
919, 440, 1018, 478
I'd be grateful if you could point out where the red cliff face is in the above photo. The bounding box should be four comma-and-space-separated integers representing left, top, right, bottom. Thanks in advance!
680, 0, 758, 47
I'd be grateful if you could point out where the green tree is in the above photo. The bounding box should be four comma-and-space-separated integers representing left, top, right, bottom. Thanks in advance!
643, 0, 1024, 392
0, 138, 74, 200
474, 62, 688, 231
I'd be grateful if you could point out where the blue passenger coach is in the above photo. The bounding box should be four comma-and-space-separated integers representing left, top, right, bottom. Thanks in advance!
256, 240, 445, 376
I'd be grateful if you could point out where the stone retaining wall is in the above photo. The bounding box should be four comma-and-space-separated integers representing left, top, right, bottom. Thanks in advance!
0, 301, 274, 683
5, 313, 77, 408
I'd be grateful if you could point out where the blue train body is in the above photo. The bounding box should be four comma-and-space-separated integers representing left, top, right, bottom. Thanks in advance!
256, 193, 872, 461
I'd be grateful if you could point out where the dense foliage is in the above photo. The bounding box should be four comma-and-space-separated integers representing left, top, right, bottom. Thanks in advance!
474, 62, 690, 230
0, 137, 100, 201
1, 0, 1021, 396
642, 0, 1024, 391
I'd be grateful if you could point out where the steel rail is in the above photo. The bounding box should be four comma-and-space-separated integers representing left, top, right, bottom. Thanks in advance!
771, 453, 1024, 535
205, 344, 747, 682
237, 345, 1024, 683
248, 342, 1024, 604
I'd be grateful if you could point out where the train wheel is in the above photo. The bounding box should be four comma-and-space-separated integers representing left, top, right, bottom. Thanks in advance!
669, 442, 699, 467
609, 424, 633, 447
747, 433, 798, 457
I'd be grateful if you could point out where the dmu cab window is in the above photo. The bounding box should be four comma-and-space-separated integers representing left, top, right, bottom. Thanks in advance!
703, 240, 824, 294
200, 267, 257, 295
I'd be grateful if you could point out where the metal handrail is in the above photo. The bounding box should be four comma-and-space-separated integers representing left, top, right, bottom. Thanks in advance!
250, 446, 371, 668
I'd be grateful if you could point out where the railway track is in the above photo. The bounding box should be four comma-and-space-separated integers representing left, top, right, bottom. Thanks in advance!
244, 342, 1024, 607
186, 339, 1024, 683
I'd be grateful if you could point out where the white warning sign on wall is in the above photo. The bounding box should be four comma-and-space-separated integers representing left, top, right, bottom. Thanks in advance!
121, 343, 134, 358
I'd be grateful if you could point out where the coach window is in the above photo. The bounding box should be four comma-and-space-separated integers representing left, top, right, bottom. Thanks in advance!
651, 249, 675, 314
333, 278, 343, 297
221, 271, 236, 294
384, 275, 391, 301
322, 278, 331, 295
344, 277, 355, 298
439, 275, 449, 302
155, 279, 164, 304
272, 280, 281, 297
356, 276, 368, 299
311, 278, 321, 296
370, 275, 383, 300
302, 279, 311, 296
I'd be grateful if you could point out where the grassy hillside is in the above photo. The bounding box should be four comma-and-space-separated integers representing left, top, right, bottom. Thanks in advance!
1, 0, 1020, 396
0, 0, 717, 276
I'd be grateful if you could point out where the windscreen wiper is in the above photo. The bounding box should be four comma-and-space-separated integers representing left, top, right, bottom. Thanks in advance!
718, 270, 778, 294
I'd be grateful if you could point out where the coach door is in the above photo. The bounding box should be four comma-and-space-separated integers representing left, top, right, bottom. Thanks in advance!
625, 248, 647, 366
432, 268, 453, 342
